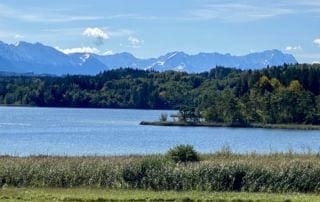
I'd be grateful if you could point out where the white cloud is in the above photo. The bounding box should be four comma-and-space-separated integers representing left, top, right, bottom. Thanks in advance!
285, 45, 302, 51
14, 34, 24, 39
109, 29, 134, 37
312, 61, 320, 64
1, 1, 320, 24
128, 36, 143, 48
55, 46, 100, 54
83, 27, 109, 46
187, 0, 320, 23
190, 3, 294, 22
313, 38, 320, 46
297, 1, 320, 8
0, 4, 103, 23
83, 27, 109, 39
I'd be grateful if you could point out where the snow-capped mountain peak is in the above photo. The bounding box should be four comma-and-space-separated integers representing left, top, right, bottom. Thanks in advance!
0, 40, 298, 75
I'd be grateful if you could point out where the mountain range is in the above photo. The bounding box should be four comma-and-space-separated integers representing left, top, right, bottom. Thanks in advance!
0, 41, 297, 75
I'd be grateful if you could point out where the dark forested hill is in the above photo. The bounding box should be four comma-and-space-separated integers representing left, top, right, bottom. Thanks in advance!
0, 63, 320, 124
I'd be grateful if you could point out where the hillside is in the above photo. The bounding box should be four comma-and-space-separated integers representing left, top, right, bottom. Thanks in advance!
0, 64, 319, 125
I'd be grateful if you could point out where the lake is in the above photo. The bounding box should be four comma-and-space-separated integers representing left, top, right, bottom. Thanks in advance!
0, 106, 319, 156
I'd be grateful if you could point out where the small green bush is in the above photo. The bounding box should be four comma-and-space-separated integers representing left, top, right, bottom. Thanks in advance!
166, 145, 199, 163
122, 157, 168, 189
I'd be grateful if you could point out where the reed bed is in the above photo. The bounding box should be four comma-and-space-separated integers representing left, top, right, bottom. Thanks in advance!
1, 151, 320, 193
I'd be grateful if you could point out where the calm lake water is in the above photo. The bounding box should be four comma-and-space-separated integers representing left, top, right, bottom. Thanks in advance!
0, 106, 319, 156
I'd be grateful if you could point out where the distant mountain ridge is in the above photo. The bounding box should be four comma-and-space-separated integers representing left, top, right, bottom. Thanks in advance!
0, 41, 297, 75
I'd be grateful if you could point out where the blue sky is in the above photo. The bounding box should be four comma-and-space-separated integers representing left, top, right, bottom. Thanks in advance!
0, 0, 320, 63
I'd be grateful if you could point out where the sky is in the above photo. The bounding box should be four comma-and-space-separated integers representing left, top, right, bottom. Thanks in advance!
0, 0, 320, 63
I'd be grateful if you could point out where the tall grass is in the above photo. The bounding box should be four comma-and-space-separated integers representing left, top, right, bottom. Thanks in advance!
1, 151, 320, 192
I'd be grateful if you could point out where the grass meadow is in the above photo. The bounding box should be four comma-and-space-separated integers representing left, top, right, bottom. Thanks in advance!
1, 188, 320, 202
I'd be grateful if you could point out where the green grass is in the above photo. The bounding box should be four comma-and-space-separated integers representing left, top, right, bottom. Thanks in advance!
1, 188, 320, 202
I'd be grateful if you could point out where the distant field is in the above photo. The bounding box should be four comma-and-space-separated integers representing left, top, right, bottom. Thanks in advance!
1, 188, 320, 202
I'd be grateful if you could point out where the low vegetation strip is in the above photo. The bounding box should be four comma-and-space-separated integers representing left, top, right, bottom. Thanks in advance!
140, 121, 320, 130
1, 147, 320, 193
1, 188, 320, 202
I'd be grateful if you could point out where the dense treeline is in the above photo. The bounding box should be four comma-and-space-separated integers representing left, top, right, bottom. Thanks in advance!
0, 64, 320, 124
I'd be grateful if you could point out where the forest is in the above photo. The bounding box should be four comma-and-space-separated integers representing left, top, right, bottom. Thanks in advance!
0, 63, 320, 125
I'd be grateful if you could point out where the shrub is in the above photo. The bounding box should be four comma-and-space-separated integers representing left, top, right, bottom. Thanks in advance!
166, 145, 199, 163
122, 157, 168, 189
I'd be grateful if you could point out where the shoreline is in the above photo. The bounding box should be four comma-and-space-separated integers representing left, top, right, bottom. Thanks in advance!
0, 104, 176, 111
140, 121, 320, 130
